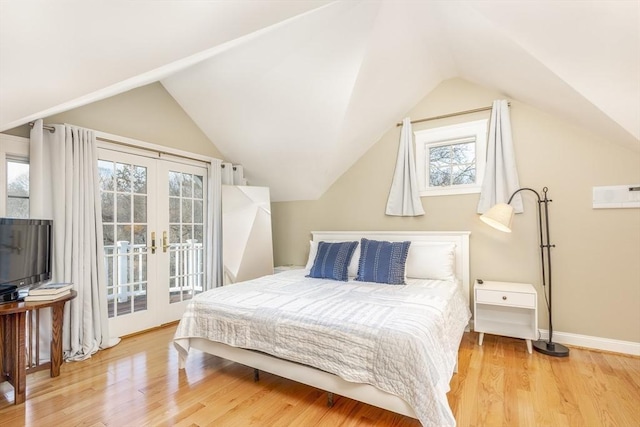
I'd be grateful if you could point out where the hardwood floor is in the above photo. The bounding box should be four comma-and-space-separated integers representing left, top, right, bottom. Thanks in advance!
1, 326, 638, 426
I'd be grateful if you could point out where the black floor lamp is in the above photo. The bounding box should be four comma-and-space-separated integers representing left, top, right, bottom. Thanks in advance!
480, 186, 569, 357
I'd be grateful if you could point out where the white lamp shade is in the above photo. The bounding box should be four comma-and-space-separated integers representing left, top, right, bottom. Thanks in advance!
480, 203, 514, 233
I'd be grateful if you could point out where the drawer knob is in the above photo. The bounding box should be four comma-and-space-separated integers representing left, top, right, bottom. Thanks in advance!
502, 296, 507, 300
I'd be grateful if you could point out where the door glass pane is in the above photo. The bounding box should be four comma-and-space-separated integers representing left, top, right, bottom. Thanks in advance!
117, 194, 131, 222
181, 225, 193, 241
101, 159, 149, 320
168, 171, 180, 196
133, 166, 147, 193
194, 200, 203, 223
102, 193, 114, 222
170, 224, 180, 244
116, 163, 132, 192
117, 224, 130, 242
98, 160, 114, 191
169, 197, 180, 223
134, 195, 147, 223
194, 225, 203, 243
193, 175, 203, 198
134, 225, 147, 245
182, 199, 192, 223
103, 225, 114, 246
182, 174, 193, 197
168, 171, 205, 304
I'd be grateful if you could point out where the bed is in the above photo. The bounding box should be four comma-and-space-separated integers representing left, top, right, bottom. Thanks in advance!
174, 231, 471, 426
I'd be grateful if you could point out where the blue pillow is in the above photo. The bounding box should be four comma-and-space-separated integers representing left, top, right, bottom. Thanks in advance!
356, 238, 411, 285
307, 241, 358, 281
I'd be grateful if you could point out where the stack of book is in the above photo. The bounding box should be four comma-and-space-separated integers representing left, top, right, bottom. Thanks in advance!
24, 283, 73, 302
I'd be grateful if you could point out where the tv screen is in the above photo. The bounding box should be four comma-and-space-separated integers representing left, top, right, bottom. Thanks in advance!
0, 218, 52, 291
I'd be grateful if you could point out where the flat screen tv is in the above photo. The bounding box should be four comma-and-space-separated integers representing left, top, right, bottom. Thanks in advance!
0, 218, 53, 299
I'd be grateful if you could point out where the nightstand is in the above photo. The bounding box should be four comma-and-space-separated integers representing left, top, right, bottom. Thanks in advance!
474, 280, 538, 353
273, 265, 304, 274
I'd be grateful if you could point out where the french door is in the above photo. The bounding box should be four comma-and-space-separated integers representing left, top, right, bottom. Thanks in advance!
98, 149, 208, 336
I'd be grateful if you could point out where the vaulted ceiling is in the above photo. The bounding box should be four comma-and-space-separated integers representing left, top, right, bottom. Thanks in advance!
1, 1, 638, 201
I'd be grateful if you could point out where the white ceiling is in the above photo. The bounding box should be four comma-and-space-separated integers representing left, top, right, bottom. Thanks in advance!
1, 1, 638, 201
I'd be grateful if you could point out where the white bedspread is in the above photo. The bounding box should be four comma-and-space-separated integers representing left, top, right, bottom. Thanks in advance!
174, 270, 471, 426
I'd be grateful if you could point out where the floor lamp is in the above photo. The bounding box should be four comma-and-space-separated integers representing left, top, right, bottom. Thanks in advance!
480, 187, 569, 357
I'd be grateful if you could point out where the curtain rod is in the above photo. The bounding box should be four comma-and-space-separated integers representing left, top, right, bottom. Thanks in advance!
31, 104, 508, 133
396, 102, 511, 127
29, 122, 56, 133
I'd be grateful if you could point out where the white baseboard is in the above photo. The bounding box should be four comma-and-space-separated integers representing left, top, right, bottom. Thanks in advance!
469, 320, 640, 356
539, 329, 640, 356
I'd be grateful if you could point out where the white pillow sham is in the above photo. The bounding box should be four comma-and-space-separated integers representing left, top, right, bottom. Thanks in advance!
405, 242, 456, 280
305, 240, 360, 277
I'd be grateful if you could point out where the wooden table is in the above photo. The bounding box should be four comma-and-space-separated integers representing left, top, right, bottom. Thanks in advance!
0, 290, 76, 404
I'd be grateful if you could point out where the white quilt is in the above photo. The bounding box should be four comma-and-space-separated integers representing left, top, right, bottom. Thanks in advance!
174, 270, 471, 426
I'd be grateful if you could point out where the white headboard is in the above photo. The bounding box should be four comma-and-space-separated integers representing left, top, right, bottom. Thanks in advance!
311, 231, 471, 306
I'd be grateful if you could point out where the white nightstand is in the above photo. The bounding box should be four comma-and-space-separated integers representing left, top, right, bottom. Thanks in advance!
474, 280, 538, 353
273, 265, 304, 274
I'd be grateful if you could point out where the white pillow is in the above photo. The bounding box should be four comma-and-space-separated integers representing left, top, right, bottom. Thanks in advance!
348, 245, 361, 277
304, 240, 317, 273
405, 242, 456, 280
305, 240, 360, 277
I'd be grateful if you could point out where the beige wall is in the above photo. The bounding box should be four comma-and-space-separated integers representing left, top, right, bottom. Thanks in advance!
3, 82, 224, 159
272, 78, 640, 343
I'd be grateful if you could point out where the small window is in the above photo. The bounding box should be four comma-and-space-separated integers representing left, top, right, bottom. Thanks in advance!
6, 159, 30, 218
415, 120, 487, 196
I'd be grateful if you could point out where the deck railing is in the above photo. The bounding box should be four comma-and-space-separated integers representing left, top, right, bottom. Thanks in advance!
104, 240, 204, 302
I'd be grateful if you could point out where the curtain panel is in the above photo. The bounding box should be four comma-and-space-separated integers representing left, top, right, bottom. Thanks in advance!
477, 100, 523, 214
30, 120, 117, 362
385, 117, 425, 216
207, 160, 223, 289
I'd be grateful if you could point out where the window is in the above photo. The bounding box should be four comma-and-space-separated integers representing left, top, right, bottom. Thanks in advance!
6, 159, 30, 218
415, 120, 488, 196
1, 134, 30, 217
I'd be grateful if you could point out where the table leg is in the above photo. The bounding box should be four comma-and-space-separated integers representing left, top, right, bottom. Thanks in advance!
526, 339, 533, 354
0, 314, 5, 380
50, 302, 65, 377
478, 332, 484, 346
8, 312, 27, 404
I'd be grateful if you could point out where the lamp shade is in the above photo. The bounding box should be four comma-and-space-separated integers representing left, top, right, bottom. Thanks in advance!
480, 202, 514, 232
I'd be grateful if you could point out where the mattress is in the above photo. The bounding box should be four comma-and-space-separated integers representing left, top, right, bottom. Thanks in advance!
174, 270, 471, 426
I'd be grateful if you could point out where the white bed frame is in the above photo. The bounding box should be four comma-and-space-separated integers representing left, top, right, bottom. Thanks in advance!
180, 231, 471, 419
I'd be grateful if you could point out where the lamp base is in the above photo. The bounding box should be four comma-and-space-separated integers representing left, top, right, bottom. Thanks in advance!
532, 340, 569, 357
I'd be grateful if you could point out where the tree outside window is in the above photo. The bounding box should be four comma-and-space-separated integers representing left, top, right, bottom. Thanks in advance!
428, 140, 476, 187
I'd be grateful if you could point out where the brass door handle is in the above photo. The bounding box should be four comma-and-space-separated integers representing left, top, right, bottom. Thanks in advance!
150, 231, 157, 254
163, 231, 169, 253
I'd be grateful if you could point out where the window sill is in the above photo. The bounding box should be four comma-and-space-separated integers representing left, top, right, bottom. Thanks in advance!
419, 186, 481, 197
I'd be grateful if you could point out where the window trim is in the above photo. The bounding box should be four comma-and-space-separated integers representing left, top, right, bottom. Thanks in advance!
414, 119, 488, 197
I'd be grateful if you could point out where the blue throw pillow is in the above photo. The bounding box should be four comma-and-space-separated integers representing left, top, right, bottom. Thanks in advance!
356, 238, 411, 285
307, 241, 359, 281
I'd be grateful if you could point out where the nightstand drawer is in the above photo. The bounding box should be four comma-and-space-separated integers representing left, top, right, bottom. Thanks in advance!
476, 289, 535, 308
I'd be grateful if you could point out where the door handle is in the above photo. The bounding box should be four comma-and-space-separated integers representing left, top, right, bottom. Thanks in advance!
163, 231, 169, 253
150, 231, 157, 254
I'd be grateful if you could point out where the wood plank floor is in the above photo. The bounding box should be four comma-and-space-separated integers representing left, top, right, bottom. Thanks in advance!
1, 325, 638, 426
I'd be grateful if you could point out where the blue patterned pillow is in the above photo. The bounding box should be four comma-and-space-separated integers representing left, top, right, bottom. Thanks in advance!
307, 241, 358, 281
356, 238, 411, 285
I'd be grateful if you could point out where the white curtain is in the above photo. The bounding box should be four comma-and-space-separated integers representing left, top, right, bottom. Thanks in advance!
385, 117, 425, 216
477, 100, 523, 213
207, 160, 223, 289
30, 120, 117, 362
